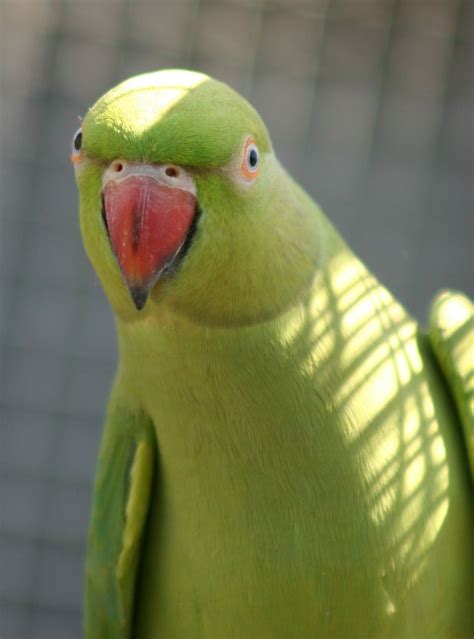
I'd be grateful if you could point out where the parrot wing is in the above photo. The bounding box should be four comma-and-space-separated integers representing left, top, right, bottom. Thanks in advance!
85, 387, 155, 639
428, 290, 474, 480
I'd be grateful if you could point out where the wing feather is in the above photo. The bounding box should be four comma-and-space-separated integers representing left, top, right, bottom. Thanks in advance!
85, 392, 155, 639
429, 290, 473, 479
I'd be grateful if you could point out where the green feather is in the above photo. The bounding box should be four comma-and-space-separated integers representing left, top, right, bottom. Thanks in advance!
76, 69, 473, 638
85, 382, 155, 639
429, 290, 474, 478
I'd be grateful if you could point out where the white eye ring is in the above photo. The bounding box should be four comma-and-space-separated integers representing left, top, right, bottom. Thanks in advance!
245, 142, 259, 172
71, 127, 82, 154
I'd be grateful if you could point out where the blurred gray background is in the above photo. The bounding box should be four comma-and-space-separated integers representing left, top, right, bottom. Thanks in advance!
0, 0, 472, 637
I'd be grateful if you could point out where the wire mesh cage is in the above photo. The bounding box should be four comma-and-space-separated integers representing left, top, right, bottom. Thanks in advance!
0, 0, 472, 637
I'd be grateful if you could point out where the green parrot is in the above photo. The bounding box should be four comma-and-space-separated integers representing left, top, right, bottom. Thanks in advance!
73, 69, 473, 639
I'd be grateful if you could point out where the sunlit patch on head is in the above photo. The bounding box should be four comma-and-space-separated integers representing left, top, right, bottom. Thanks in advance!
117, 69, 208, 93
97, 69, 209, 134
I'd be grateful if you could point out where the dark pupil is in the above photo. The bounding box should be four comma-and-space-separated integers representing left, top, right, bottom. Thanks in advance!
74, 131, 82, 151
248, 148, 258, 168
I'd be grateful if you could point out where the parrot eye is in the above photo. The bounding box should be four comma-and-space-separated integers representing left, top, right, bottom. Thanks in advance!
240, 137, 260, 182
247, 146, 259, 169
70, 127, 83, 163
72, 127, 82, 151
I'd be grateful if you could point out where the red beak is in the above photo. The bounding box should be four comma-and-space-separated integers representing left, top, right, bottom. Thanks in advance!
103, 174, 196, 310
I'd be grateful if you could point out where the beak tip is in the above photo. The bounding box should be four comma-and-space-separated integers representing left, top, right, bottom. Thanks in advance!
129, 285, 149, 311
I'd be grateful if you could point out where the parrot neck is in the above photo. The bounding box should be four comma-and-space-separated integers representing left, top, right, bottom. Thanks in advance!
114, 219, 396, 430
114, 239, 418, 577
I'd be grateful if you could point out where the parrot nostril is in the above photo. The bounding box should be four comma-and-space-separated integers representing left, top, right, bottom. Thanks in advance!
113, 162, 123, 173
165, 166, 179, 178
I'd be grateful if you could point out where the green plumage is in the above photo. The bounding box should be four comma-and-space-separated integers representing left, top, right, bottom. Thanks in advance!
75, 70, 473, 638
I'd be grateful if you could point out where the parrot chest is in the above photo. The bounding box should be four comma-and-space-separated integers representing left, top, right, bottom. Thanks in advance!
124, 317, 472, 638
138, 387, 383, 638
127, 326, 382, 635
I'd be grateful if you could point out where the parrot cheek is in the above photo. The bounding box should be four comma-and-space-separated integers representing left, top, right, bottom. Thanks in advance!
102, 175, 196, 310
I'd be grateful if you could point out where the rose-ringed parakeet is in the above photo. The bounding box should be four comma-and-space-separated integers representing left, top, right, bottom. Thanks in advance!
72, 70, 473, 638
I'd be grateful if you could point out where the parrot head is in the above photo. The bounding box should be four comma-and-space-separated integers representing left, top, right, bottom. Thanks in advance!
73, 69, 323, 326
